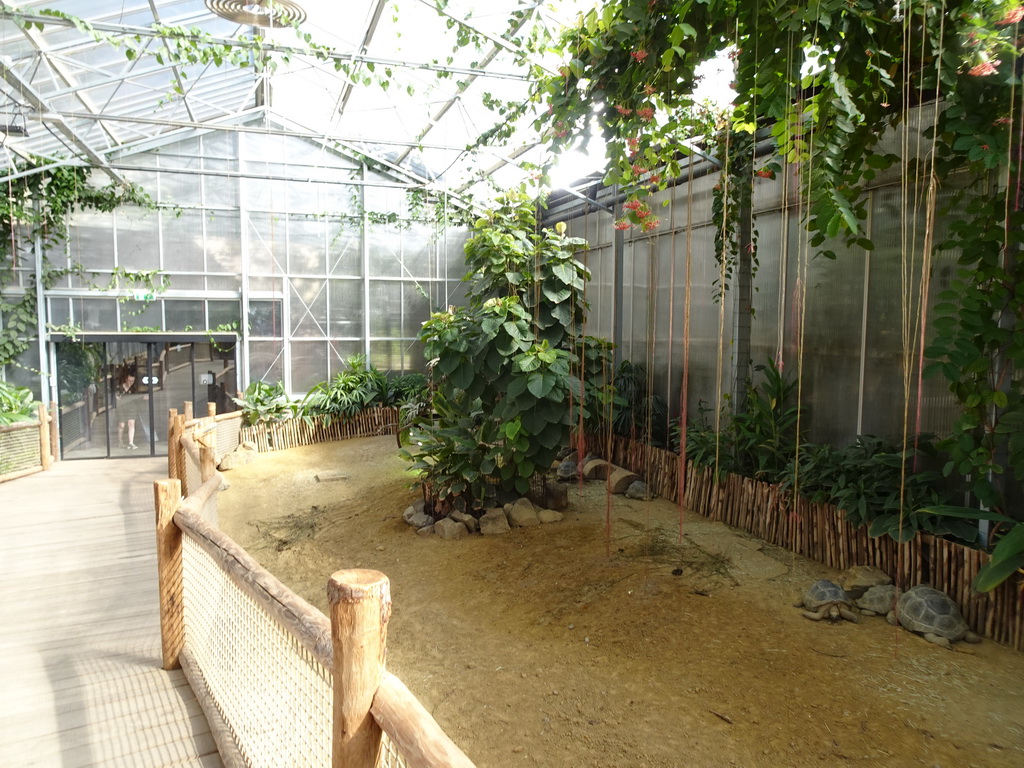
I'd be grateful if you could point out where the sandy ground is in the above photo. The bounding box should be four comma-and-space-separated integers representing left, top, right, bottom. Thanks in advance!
216, 437, 1024, 768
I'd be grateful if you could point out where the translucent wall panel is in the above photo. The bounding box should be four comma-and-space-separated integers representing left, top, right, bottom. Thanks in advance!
48, 297, 70, 327
402, 223, 435, 278
249, 300, 283, 337
402, 282, 431, 337
369, 224, 404, 278
73, 298, 117, 330
247, 212, 287, 275
68, 210, 115, 270
162, 209, 206, 274
204, 159, 240, 208
208, 301, 241, 330
288, 215, 327, 274
289, 278, 328, 338
249, 340, 284, 384
328, 279, 363, 338
291, 341, 329, 392
115, 207, 160, 271
328, 218, 362, 276
120, 300, 162, 331
158, 154, 202, 206
328, 341, 363, 373
782, 228, 866, 446
749, 211, 787, 367
206, 213, 242, 275
582, 245, 614, 342
165, 300, 205, 331
368, 281, 403, 337
861, 184, 961, 441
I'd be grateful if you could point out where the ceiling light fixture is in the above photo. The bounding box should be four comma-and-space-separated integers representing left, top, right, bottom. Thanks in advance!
205, 0, 307, 28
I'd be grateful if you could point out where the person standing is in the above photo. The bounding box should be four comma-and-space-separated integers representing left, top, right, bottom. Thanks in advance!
115, 371, 142, 449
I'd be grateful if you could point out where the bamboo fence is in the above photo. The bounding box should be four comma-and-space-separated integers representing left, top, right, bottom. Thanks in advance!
593, 432, 1024, 651
239, 408, 399, 453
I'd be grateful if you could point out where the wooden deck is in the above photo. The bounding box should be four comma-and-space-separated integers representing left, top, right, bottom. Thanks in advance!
0, 458, 222, 768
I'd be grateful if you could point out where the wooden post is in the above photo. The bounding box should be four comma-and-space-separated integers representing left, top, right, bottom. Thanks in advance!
199, 440, 217, 484
48, 401, 59, 463
183, 401, 194, 422
167, 408, 180, 481
207, 402, 217, 418
329, 569, 390, 768
37, 402, 51, 471
155, 478, 184, 670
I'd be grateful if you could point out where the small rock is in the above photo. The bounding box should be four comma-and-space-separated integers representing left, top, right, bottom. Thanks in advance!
434, 517, 469, 540
625, 480, 653, 500
545, 482, 569, 511
508, 498, 540, 527
480, 508, 511, 535
450, 510, 478, 533
402, 501, 426, 525
512, 746, 523, 754
375, 545, 385, 552
218, 475, 231, 491
406, 511, 433, 529
218, 449, 256, 470
839, 565, 892, 599
538, 508, 563, 524
415, 525, 433, 537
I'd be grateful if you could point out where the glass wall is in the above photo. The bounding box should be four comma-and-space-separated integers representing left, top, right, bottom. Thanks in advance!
559, 161, 967, 449
8, 122, 469, 412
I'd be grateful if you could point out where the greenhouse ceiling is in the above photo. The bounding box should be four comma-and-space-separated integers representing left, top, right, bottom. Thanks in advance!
0, 0, 587, 201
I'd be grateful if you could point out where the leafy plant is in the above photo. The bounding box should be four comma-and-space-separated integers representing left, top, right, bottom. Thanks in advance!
301, 355, 389, 425
608, 359, 668, 448
0, 380, 37, 425
972, 522, 1024, 593
232, 381, 298, 426
403, 189, 594, 510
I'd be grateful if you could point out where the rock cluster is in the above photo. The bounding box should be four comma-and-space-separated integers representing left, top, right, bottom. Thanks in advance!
402, 496, 564, 539
217, 440, 259, 470
401, 454, 653, 539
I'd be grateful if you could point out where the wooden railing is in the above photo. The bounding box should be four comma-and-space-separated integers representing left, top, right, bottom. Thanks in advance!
0, 403, 57, 484
158, 403, 475, 767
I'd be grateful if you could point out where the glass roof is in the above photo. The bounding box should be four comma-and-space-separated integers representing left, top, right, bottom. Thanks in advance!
0, 0, 589, 202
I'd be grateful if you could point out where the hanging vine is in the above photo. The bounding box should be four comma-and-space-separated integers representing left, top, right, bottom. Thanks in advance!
1, 159, 156, 368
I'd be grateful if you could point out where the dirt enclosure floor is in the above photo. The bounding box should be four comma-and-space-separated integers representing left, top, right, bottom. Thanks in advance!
217, 436, 1024, 768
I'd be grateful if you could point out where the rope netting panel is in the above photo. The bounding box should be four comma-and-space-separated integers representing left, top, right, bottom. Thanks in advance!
379, 734, 409, 768
0, 424, 40, 475
184, 443, 202, 497
182, 532, 333, 768
215, 414, 242, 461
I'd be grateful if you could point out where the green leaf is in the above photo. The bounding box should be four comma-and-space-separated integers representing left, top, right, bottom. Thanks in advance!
973, 553, 1024, 593
917, 505, 1015, 524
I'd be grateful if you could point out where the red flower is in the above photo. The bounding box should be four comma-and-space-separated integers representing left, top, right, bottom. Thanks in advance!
631, 50, 649, 63
631, 164, 648, 176
623, 199, 644, 211
615, 105, 633, 116
997, 7, 1024, 25
614, 220, 632, 231
995, 117, 1012, 125
637, 107, 655, 122
968, 60, 1000, 76
756, 168, 774, 179
636, 207, 651, 219
649, 173, 662, 184
640, 216, 660, 232
643, 85, 657, 96
627, 137, 640, 150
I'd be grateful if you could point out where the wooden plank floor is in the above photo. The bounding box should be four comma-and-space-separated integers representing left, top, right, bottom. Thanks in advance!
0, 458, 223, 768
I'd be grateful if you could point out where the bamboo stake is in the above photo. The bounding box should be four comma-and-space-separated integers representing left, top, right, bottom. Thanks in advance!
49, 401, 59, 463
